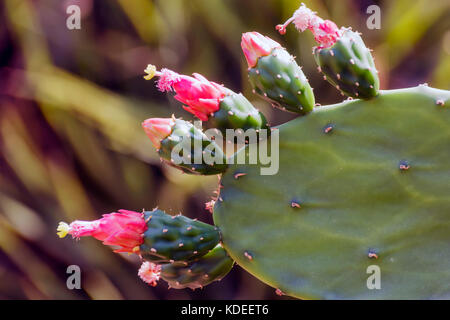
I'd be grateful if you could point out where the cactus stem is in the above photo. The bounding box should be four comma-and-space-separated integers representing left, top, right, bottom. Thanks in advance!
244, 251, 254, 260
436, 99, 445, 106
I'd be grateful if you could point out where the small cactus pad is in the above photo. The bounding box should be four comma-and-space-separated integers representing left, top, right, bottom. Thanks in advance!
249, 48, 315, 114
140, 209, 221, 263
214, 86, 450, 299
314, 30, 379, 99
159, 119, 228, 175
160, 244, 234, 289
208, 93, 269, 135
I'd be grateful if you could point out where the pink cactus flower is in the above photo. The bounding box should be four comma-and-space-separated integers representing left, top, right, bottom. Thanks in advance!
57, 209, 147, 254
142, 117, 176, 149
143, 65, 232, 121
276, 3, 341, 48
138, 261, 161, 287
241, 32, 281, 68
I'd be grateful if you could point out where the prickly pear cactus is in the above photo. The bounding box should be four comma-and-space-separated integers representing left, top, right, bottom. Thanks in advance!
58, 3, 450, 300
214, 86, 450, 299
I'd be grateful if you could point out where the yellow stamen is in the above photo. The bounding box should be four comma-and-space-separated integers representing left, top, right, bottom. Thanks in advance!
143, 64, 157, 80
57, 222, 70, 238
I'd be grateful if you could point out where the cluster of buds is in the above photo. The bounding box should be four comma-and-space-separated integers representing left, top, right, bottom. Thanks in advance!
276, 3, 341, 48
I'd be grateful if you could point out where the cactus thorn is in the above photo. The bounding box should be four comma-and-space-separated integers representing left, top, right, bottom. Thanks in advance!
330, 50, 334, 56
228, 111, 234, 116
323, 124, 334, 134
323, 75, 327, 80
275, 289, 285, 296
349, 59, 355, 65
179, 243, 184, 247
291, 200, 301, 208
187, 226, 192, 231
234, 172, 247, 179
244, 251, 253, 260
277, 74, 282, 79
162, 228, 168, 233
368, 252, 379, 259
200, 237, 204, 241
297, 91, 302, 95
150, 248, 157, 253
399, 161, 410, 171
355, 82, 360, 87
337, 74, 341, 80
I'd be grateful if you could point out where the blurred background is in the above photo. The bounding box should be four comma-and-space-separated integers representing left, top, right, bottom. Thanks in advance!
0, 0, 449, 299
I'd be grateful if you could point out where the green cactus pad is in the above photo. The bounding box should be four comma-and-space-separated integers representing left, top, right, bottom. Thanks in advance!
140, 209, 221, 263
248, 48, 315, 114
214, 86, 450, 299
208, 93, 269, 135
314, 30, 379, 99
159, 119, 228, 175
160, 244, 234, 289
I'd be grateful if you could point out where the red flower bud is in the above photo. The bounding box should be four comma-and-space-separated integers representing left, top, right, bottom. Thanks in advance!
142, 117, 176, 149
144, 65, 232, 121
241, 32, 281, 68
57, 210, 147, 254
276, 3, 341, 48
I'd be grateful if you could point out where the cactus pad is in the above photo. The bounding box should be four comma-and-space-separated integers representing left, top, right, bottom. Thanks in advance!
213, 86, 450, 299
140, 209, 221, 263
160, 244, 234, 289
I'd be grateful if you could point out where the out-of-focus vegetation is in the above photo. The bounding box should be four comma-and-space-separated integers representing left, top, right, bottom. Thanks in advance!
0, 0, 449, 300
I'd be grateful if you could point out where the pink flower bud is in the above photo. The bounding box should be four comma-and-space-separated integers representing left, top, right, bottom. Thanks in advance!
57, 210, 147, 254
142, 117, 176, 149
276, 3, 341, 48
144, 65, 232, 121
241, 32, 281, 68
138, 261, 161, 287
